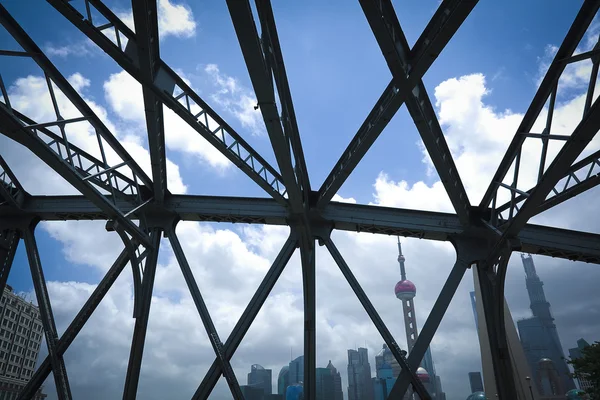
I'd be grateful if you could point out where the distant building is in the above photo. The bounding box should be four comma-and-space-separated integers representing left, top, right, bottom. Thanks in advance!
374, 344, 400, 378
469, 291, 478, 338
347, 347, 373, 400
517, 254, 575, 395
248, 364, 272, 395
468, 371, 484, 393
326, 360, 343, 400
568, 338, 593, 391
278, 366, 290, 395
286, 383, 303, 400
316, 367, 334, 400
289, 356, 304, 386
240, 384, 264, 400
537, 358, 563, 396
372, 362, 395, 400
0, 285, 46, 399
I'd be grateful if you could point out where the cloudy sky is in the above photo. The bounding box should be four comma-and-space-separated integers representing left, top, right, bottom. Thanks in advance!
1, 0, 600, 399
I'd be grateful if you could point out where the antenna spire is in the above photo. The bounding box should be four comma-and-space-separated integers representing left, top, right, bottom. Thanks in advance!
397, 236, 407, 280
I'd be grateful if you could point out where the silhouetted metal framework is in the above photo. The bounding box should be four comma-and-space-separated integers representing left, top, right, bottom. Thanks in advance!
0, 0, 599, 399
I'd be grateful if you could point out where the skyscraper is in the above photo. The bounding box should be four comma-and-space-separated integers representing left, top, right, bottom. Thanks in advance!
372, 361, 396, 400
289, 356, 304, 386
469, 291, 479, 337
568, 338, 593, 392
517, 254, 575, 395
468, 371, 484, 393
0, 285, 46, 399
316, 367, 334, 400
248, 364, 272, 395
326, 360, 344, 400
278, 365, 290, 395
347, 348, 373, 400
393, 239, 444, 398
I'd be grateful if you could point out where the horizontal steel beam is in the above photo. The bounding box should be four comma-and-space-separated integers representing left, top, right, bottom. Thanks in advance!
519, 223, 600, 264
2, 194, 599, 263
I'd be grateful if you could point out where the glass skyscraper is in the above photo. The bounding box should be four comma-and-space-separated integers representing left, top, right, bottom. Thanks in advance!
247, 364, 272, 395
347, 348, 373, 400
517, 254, 575, 395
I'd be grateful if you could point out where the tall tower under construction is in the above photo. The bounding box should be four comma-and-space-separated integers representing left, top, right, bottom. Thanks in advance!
517, 254, 575, 396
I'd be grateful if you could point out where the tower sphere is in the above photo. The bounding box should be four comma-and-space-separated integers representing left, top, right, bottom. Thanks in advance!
416, 367, 430, 382
395, 280, 416, 300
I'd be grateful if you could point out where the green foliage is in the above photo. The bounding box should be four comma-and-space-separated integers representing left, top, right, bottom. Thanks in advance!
568, 341, 600, 399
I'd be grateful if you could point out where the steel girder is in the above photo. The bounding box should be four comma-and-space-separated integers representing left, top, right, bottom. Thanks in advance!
0, 229, 19, 296
360, 0, 474, 226
479, 0, 600, 224
0, 4, 152, 246
23, 222, 73, 400
129, 0, 168, 204
17, 249, 133, 400
0, 1, 598, 399
47, 0, 289, 205
167, 225, 244, 399
0, 155, 27, 209
316, 0, 479, 207
2, 195, 600, 263
226, 0, 310, 213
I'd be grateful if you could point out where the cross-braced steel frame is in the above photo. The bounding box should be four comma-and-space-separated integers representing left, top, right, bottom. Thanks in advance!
1, 0, 600, 399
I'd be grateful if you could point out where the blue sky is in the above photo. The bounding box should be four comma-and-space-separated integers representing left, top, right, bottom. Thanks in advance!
1, 1, 599, 399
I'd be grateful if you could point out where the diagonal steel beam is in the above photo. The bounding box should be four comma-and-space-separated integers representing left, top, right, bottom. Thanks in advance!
0, 155, 27, 208
0, 3, 152, 189
495, 149, 600, 218
130, 0, 168, 204
317, 0, 478, 207
0, 229, 19, 296
17, 248, 131, 400
192, 235, 297, 399
360, 0, 474, 225
226, 0, 303, 212
484, 92, 600, 266
167, 226, 244, 400
23, 222, 72, 400
325, 237, 430, 399
0, 107, 151, 247
47, 0, 288, 206
479, 0, 600, 211
256, 0, 311, 201
122, 228, 161, 400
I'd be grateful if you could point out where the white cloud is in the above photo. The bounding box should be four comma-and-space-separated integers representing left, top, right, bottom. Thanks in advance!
103, 71, 230, 170
204, 64, 265, 136
1, 73, 187, 195
118, 0, 196, 39
44, 40, 97, 58
44, 0, 196, 61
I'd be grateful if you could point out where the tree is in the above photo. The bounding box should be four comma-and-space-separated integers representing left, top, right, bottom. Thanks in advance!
568, 341, 600, 399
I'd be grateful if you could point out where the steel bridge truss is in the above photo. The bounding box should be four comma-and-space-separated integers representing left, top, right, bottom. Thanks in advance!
0, 0, 599, 399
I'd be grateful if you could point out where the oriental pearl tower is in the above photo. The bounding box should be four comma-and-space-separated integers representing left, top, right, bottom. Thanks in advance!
393, 238, 442, 398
